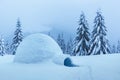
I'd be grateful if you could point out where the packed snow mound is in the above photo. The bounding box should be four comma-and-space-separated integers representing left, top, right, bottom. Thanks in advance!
14, 33, 63, 63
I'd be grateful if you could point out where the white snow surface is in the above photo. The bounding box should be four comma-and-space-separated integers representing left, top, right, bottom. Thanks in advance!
71, 54, 120, 80
0, 55, 90, 80
0, 54, 120, 80
14, 33, 63, 63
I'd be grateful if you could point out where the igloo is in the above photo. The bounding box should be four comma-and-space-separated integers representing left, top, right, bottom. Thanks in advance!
14, 33, 63, 63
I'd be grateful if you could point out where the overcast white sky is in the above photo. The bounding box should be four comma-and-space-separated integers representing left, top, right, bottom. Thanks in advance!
0, 0, 120, 44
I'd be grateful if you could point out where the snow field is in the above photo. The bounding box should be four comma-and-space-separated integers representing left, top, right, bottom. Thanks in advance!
1, 54, 120, 80
0, 55, 91, 80
71, 54, 120, 80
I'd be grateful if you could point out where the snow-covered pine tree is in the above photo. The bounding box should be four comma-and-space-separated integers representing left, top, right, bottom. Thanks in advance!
72, 12, 90, 56
57, 34, 61, 47
11, 18, 23, 55
111, 44, 116, 53
117, 40, 120, 53
89, 11, 110, 55
57, 33, 66, 54
5, 41, 10, 54
66, 37, 73, 55
0, 36, 5, 56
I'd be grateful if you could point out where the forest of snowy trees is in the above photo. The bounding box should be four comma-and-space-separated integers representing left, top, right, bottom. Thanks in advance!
0, 18, 23, 56
0, 11, 120, 56
55, 11, 120, 56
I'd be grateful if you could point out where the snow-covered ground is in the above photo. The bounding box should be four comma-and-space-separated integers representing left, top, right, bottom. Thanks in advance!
0, 55, 91, 80
71, 54, 120, 80
0, 54, 120, 80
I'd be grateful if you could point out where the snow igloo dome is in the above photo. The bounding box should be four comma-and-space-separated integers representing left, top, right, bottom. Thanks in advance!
14, 33, 63, 63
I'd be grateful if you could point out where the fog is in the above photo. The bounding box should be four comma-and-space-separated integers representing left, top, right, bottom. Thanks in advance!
0, 0, 120, 44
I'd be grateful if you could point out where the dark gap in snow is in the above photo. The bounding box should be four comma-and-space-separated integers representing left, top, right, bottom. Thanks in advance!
64, 57, 79, 67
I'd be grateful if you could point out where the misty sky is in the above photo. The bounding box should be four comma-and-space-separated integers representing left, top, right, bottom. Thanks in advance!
0, 0, 120, 44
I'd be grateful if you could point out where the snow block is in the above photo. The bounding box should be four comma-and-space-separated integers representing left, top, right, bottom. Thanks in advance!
52, 55, 67, 65
14, 33, 63, 63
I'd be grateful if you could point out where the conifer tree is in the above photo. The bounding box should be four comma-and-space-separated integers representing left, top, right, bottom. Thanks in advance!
111, 44, 116, 53
72, 12, 90, 56
0, 36, 5, 56
89, 11, 110, 55
5, 41, 10, 54
117, 40, 120, 53
11, 18, 23, 55
57, 33, 66, 54
66, 37, 73, 55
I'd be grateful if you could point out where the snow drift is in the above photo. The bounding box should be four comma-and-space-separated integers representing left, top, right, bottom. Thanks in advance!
14, 33, 63, 63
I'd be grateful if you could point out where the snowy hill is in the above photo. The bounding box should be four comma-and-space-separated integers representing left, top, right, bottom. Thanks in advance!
0, 54, 120, 80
